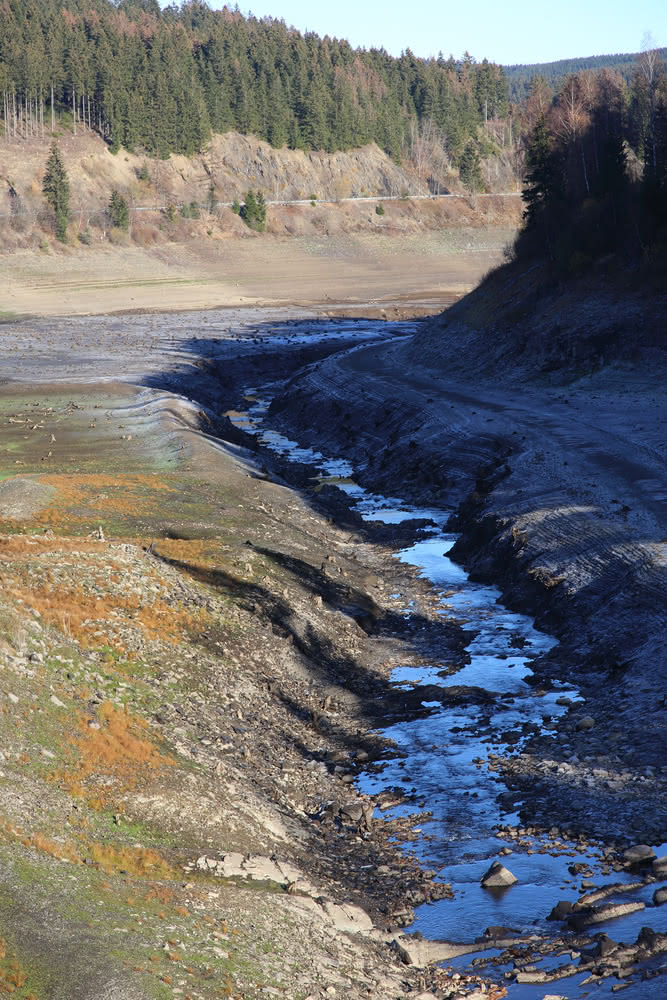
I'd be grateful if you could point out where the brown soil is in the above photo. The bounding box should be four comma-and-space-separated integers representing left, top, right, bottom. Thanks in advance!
1, 228, 514, 318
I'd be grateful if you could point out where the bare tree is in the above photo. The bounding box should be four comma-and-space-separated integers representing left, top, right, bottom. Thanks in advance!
553, 75, 591, 193
406, 117, 451, 193
639, 31, 663, 173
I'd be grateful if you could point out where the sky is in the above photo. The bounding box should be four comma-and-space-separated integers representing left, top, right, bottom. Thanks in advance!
169, 0, 666, 65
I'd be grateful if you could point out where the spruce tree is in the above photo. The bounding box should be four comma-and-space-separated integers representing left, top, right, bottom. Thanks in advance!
240, 190, 267, 231
42, 143, 70, 242
522, 116, 560, 227
108, 190, 130, 230
459, 141, 483, 192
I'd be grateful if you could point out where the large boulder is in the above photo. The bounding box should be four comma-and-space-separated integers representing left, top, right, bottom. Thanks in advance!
623, 844, 657, 865
481, 860, 517, 888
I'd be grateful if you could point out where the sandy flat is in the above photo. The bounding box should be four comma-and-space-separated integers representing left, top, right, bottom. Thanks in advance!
1, 230, 512, 318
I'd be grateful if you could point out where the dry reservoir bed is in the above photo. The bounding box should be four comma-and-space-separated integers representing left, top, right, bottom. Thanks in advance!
0, 306, 662, 1000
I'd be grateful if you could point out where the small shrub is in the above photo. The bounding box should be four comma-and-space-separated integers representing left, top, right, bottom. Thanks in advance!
108, 226, 130, 245
137, 163, 150, 182
179, 203, 190, 218
231, 198, 241, 215
189, 200, 200, 219
39, 237, 50, 252
207, 182, 216, 214
502, 240, 516, 263
309, 193, 317, 202
165, 203, 177, 223
78, 228, 91, 245
375, 203, 385, 215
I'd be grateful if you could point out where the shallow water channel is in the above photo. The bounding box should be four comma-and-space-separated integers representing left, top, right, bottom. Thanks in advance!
226, 336, 666, 999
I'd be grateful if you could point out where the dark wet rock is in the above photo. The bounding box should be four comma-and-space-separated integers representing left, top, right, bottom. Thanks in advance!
410, 684, 496, 707
635, 926, 667, 953
569, 862, 592, 875
576, 716, 596, 731
652, 887, 667, 906
652, 855, 667, 875
580, 934, 618, 960
483, 925, 521, 939
547, 899, 575, 921
481, 861, 517, 888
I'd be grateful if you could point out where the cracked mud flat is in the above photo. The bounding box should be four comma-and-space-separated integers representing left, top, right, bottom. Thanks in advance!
0, 306, 664, 999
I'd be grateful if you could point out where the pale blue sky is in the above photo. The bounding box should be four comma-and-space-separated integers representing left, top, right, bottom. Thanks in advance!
169, 0, 665, 65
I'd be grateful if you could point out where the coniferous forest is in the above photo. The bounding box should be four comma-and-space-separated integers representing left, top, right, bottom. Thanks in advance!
0, 0, 508, 163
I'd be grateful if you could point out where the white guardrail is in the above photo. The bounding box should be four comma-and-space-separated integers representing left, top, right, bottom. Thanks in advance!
131, 192, 522, 212
0, 191, 522, 219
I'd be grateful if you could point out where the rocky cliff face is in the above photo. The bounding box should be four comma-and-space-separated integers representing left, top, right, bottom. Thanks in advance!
1, 129, 521, 249
1, 130, 423, 220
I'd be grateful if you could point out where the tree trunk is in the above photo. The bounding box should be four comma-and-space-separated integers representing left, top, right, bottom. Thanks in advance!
580, 143, 590, 194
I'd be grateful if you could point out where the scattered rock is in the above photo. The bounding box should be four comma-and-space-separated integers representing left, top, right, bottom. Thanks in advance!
481, 861, 517, 888
623, 844, 657, 865
547, 900, 574, 921
568, 901, 645, 929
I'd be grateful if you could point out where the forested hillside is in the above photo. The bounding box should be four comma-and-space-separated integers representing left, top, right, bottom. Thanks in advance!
514, 51, 667, 272
0, 0, 508, 164
505, 48, 667, 103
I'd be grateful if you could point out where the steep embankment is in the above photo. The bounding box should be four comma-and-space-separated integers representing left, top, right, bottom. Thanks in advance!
0, 129, 520, 252
269, 265, 667, 840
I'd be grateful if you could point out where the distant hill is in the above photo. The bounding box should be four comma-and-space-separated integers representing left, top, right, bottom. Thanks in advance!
504, 48, 667, 102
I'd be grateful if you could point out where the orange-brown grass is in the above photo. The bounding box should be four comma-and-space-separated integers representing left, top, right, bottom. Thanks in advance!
145, 886, 176, 907
0, 536, 107, 559
23, 832, 81, 865
0, 820, 83, 866
17, 474, 177, 531
5, 578, 207, 652
152, 539, 213, 567
1, 819, 175, 883
151, 539, 240, 592
0, 939, 30, 994
53, 701, 175, 807
87, 843, 175, 879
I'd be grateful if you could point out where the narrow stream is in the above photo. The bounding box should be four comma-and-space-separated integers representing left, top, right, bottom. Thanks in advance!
226, 338, 666, 999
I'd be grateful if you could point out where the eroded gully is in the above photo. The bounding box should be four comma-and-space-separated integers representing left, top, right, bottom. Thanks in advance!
218, 321, 666, 999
